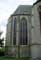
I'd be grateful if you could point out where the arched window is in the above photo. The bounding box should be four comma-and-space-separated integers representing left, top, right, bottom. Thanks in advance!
38, 6, 41, 33
39, 11, 41, 33
13, 18, 16, 45
20, 17, 27, 45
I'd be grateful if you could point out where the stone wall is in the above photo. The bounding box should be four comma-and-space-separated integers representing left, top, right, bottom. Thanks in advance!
31, 1, 41, 58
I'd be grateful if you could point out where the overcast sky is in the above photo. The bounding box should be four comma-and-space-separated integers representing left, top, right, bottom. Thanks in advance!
0, 0, 36, 38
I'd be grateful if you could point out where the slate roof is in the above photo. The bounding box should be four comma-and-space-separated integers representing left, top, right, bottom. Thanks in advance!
12, 5, 32, 16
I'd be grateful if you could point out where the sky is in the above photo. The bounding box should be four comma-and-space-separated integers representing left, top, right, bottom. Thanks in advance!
0, 0, 36, 39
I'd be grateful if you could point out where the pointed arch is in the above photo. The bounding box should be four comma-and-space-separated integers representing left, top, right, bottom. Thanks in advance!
20, 17, 27, 45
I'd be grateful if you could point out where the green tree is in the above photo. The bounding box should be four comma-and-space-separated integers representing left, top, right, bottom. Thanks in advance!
0, 32, 4, 47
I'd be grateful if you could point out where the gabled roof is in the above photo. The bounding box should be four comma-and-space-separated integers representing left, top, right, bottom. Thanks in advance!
11, 5, 32, 16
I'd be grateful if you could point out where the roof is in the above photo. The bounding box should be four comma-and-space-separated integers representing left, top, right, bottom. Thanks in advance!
33, 0, 41, 6
11, 5, 32, 16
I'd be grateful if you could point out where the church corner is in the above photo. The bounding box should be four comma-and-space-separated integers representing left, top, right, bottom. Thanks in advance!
5, 0, 41, 59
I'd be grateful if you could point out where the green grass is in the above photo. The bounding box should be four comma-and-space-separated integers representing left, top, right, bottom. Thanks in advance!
0, 56, 31, 60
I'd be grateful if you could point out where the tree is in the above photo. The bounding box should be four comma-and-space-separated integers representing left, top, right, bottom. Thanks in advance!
0, 38, 4, 47
0, 32, 4, 47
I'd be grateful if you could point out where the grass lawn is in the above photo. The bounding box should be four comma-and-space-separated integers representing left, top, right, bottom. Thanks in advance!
0, 56, 31, 60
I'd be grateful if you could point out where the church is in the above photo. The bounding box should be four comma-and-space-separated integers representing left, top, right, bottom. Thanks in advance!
6, 0, 41, 59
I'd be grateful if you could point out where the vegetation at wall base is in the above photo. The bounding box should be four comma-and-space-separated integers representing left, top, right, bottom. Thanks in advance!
0, 56, 31, 60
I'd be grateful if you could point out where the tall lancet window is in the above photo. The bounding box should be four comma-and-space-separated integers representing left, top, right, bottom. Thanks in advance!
13, 18, 16, 45
38, 6, 41, 33
20, 17, 27, 45
39, 11, 41, 33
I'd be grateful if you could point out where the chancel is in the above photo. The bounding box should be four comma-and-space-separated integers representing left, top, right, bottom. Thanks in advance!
5, 0, 41, 59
